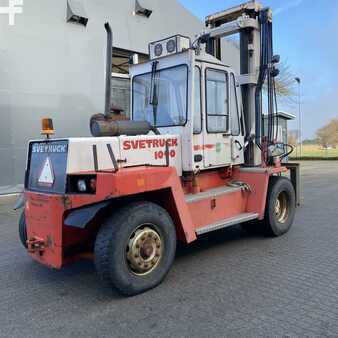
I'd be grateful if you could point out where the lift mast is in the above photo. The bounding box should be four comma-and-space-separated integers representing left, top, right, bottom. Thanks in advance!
202, 1, 270, 166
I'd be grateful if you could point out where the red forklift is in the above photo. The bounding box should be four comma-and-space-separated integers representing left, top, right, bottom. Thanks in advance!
18, 1, 299, 296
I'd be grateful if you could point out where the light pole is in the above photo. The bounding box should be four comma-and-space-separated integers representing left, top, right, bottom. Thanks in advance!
295, 77, 301, 157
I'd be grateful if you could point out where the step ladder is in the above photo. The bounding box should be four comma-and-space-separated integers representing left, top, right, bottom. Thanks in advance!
185, 185, 258, 236
185, 185, 242, 204
196, 212, 258, 235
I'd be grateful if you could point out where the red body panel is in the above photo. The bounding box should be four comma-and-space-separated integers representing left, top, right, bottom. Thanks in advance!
233, 167, 287, 219
189, 189, 247, 229
24, 165, 286, 269
25, 193, 64, 268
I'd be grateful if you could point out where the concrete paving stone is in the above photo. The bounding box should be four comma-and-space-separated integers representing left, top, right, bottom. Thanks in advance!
0, 161, 337, 337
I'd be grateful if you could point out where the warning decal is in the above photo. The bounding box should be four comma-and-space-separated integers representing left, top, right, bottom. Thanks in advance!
38, 157, 54, 187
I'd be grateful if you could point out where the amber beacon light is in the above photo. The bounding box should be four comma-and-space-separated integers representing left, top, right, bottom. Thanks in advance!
41, 118, 55, 138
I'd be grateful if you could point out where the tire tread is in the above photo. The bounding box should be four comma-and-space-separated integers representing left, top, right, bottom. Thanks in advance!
19, 211, 27, 249
263, 176, 295, 236
94, 201, 176, 296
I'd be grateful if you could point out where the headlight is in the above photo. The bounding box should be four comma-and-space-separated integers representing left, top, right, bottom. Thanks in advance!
77, 180, 87, 192
67, 175, 97, 194
89, 178, 97, 192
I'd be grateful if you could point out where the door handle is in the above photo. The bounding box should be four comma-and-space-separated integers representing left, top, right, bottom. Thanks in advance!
234, 140, 243, 151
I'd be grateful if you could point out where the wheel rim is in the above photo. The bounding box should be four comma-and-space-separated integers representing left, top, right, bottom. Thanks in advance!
274, 191, 289, 223
126, 225, 162, 276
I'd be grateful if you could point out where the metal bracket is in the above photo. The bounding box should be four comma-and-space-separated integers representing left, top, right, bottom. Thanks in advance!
135, 0, 152, 18
27, 237, 46, 254
238, 72, 259, 85
283, 162, 301, 206
206, 16, 259, 40
66, 0, 88, 27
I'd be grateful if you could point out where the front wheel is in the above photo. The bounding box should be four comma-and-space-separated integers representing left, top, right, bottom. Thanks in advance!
94, 201, 177, 296
263, 176, 296, 236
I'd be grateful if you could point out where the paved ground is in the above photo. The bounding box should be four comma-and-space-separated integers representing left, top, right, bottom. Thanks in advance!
0, 161, 337, 337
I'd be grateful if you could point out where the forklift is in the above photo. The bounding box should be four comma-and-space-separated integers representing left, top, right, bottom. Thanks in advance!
18, 1, 299, 296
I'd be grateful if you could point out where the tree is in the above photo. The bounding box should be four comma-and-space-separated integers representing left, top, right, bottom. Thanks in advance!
288, 129, 299, 146
274, 63, 297, 101
316, 118, 338, 147
263, 62, 298, 104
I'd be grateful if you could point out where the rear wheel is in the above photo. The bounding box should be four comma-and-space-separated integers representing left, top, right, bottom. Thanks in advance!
19, 211, 27, 249
94, 201, 176, 296
263, 176, 296, 236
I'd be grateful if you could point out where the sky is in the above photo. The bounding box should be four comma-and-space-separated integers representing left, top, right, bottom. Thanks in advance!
178, 0, 338, 139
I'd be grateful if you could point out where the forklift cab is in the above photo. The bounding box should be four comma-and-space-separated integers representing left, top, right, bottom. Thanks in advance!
130, 35, 245, 173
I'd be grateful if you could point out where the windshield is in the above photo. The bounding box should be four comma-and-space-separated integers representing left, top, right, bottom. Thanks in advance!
132, 65, 188, 127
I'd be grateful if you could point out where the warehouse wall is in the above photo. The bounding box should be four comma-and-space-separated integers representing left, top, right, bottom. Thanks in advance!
0, 0, 239, 193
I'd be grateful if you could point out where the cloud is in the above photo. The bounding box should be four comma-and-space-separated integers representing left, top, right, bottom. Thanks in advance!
274, 0, 303, 15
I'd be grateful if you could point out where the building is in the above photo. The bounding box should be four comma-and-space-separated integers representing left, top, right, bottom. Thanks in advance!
263, 111, 296, 145
0, 0, 239, 193
263, 111, 296, 161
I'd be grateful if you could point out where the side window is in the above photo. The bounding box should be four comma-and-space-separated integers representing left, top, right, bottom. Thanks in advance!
230, 74, 240, 135
206, 69, 228, 133
193, 67, 202, 134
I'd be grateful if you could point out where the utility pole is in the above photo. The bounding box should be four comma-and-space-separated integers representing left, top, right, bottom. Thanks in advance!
295, 77, 301, 157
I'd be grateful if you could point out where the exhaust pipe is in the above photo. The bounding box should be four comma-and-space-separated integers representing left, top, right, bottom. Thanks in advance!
89, 22, 161, 137
104, 22, 113, 116
91, 120, 160, 137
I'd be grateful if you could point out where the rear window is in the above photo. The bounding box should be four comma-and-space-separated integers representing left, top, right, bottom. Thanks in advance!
26, 140, 68, 194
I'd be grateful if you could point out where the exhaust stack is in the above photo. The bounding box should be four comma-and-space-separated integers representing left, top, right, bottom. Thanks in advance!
90, 22, 160, 137
104, 22, 113, 116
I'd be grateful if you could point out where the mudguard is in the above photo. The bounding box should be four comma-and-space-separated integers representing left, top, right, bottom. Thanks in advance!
13, 193, 25, 210
64, 201, 110, 228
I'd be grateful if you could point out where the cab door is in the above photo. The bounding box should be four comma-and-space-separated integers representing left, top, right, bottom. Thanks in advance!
192, 65, 204, 171
229, 73, 244, 165
203, 66, 231, 168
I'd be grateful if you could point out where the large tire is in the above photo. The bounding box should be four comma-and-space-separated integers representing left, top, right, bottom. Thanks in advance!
94, 201, 177, 296
19, 211, 28, 249
262, 176, 296, 236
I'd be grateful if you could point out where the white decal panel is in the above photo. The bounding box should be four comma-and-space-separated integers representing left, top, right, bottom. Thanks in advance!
65, 135, 182, 176
120, 135, 182, 175
67, 137, 121, 174
38, 157, 54, 187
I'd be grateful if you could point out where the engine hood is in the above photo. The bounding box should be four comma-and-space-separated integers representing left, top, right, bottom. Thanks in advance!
26, 134, 182, 192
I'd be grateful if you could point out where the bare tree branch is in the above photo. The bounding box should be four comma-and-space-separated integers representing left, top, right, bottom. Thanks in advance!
263, 62, 298, 105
